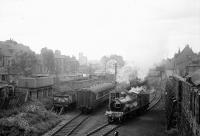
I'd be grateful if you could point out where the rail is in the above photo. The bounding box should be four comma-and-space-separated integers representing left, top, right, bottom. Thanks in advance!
86, 123, 119, 136
147, 91, 162, 111
52, 114, 89, 136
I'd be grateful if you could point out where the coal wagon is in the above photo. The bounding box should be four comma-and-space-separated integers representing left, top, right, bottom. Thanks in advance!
52, 91, 76, 114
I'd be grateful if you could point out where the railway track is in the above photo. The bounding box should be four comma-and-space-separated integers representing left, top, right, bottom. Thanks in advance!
148, 89, 162, 111
86, 123, 119, 136
52, 114, 89, 136
86, 88, 162, 136
48, 88, 162, 136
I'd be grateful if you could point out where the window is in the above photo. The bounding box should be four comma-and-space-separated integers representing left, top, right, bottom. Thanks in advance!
116, 93, 120, 98
2, 75, 6, 81
115, 103, 121, 108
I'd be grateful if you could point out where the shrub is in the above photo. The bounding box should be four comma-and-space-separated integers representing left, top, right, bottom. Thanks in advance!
0, 100, 61, 136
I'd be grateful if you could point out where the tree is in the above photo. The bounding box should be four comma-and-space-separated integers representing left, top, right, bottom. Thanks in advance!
110, 55, 125, 68
9, 51, 38, 76
41, 47, 55, 73
100, 56, 109, 73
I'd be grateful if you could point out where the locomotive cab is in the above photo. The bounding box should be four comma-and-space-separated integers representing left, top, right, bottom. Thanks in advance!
106, 92, 138, 123
110, 99, 125, 112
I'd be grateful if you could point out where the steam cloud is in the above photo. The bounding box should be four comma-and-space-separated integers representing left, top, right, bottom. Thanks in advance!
116, 63, 139, 84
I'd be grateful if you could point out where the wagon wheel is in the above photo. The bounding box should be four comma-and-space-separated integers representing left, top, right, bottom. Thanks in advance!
118, 117, 124, 123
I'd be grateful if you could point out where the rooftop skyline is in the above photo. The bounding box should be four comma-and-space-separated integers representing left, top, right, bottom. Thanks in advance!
0, 0, 200, 70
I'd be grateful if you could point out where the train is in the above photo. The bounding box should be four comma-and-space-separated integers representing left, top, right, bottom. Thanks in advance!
165, 72, 200, 136
52, 82, 115, 114
77, 82, 115, 113
105, 85, 150, 123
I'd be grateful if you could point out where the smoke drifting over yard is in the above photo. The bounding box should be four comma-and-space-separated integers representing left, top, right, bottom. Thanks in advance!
116, 63, 139, 84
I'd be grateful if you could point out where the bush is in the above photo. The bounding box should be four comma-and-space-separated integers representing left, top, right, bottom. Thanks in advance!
0, 108, 20, 118
0, 100, 61, 136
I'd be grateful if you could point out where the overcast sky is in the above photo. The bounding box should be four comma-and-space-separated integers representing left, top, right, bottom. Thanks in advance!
0, 0, 200, 70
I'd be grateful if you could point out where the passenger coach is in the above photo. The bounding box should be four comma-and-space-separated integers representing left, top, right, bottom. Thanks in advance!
77, 82, 115, 113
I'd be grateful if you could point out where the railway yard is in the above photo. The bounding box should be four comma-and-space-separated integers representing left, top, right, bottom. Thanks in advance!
42, 78, 164, 136
0, 1, 199, 135
2, 73, 197, 136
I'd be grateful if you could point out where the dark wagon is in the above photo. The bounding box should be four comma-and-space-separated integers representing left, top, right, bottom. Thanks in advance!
77, 82, 115, 113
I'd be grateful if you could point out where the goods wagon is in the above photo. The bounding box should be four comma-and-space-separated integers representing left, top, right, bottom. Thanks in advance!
105, 86, 150, 123
77, 82, 115, 113
52, 91, 76, 114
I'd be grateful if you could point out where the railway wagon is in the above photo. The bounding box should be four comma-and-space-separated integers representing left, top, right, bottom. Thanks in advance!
105, 86, 150, 123
52, 91, 76, 114
137, 90, 150, 111
77, 82, 115, 113
53, 91, 76, 108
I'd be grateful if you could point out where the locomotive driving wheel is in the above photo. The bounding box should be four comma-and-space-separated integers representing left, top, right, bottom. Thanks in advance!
108, 117, 114, 124
118, 116, 124, 123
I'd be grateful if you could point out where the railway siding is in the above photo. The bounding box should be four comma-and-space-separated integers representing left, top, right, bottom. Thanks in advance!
42, 112, 81, 136
58, 115, 89, 136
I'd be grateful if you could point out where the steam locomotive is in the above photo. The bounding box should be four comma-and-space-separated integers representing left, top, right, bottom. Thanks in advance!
105, 86, 150, 123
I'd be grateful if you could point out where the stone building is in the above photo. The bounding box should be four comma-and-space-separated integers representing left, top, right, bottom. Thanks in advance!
78, 52, 88, 66
55, 50, 79, 74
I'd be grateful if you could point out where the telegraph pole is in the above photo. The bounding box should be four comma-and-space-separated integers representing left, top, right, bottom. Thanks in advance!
114, 63, 117, 85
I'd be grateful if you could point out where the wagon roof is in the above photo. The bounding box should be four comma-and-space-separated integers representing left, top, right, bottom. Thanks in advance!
129, 86, 147, 94
86, 82, 115, 93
